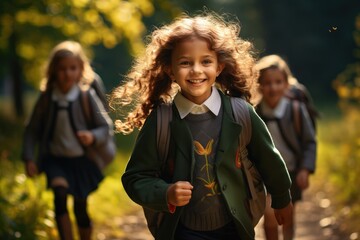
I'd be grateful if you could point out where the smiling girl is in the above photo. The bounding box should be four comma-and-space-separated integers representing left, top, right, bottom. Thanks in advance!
111, 12, 293, 240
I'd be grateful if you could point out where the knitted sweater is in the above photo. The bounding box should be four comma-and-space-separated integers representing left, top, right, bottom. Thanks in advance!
180, 109, 232, 231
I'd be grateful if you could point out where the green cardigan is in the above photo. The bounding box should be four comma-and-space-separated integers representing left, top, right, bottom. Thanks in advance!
122, 92, 291, 240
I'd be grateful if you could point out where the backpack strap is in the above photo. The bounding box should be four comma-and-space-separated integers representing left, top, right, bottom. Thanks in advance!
230, 97, 251, 146
291, 100, 302, 137
80, 89, 92, 128
230, 97, 260, 202
156, 104, 173, 167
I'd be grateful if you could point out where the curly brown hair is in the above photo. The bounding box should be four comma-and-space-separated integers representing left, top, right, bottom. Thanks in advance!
110, 12, 259, 134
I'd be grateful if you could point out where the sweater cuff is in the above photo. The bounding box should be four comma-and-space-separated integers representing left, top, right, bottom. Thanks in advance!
271, 190, 292, 209
168, 204, 176, 213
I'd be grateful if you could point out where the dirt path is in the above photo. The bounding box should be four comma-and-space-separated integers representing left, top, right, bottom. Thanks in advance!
255, 190, 345, 240
95, 189, 345, 240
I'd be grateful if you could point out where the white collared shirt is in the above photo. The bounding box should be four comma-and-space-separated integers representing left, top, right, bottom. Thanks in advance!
174, 86, 221, 119
50, 84, 84, 157
261, 97, 288, 119
52, 84, 80, 106
260, 97, 296, 171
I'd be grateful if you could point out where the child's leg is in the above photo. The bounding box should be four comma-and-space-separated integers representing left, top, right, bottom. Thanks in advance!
74, 197, 92, 240
263, 195, 279, 240
282, 202, 295, 240
283, 171, 301, 240
53, 183, 73, 240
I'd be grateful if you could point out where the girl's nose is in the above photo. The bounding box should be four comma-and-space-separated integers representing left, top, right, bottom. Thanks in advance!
269, 83, 277, 91
191, 63, 202, 74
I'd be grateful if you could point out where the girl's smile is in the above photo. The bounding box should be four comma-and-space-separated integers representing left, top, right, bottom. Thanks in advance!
169, 37, 223, 104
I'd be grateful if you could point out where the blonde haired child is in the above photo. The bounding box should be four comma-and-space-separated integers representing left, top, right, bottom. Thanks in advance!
111, 13, 293, 240
255, 54, 318, 126
22, 40, 113, 240
255, 54, 317, 240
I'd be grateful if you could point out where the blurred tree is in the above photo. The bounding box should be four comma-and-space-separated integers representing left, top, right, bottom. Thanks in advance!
167, 0, 264, 48
330, 12, 360, 234
333, 12, 360, 107
255, 0, 360, 105
0, 0, 177, 117
92, 0, 182, 92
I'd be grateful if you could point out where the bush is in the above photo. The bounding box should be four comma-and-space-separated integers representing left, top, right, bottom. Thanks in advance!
0, 108, 139, 239
315, 105, 360, 235
0, 157, 57, 240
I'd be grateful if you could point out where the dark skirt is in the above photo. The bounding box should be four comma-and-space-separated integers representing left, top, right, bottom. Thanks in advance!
290, 171, 302, 203
175, 221, 241, 240
42, 155, 103, 199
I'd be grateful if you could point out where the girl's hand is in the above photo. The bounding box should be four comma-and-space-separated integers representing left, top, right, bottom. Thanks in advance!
25, 161, 38, 177
296, 169, 310, 190
77, 130, 95, 146
274, 202, 293, 225
167, 181, 193, 207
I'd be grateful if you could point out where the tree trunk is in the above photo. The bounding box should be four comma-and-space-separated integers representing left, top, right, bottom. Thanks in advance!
9, 32, 24, 118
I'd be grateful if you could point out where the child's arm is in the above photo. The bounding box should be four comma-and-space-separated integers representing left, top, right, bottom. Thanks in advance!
122, 110, 176, 212
77, 130, 95, 146
296, 168, 310, 190
85, 89, 113, 145
298, 103, 317, 173
22, 93, 48, 175
296, 103, 316, 190
274, 202, 293, 225
25, 161, 38, 177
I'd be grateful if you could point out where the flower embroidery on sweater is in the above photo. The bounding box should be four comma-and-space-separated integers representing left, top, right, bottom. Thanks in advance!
194, 139, 221, 200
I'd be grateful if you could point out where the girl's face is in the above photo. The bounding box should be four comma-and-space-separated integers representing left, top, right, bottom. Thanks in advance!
259, 68, 289, 108
169, 37, 224, 104
56, 56, 83, 93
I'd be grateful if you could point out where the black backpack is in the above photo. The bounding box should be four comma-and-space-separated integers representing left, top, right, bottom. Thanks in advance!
285, 83, 319, 130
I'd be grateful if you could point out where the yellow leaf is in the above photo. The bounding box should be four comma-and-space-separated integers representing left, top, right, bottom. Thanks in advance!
194, 141, 206, 155
71, 0, 90, 8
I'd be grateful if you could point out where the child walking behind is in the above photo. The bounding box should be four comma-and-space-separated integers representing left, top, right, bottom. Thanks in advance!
22, 41, 114, 240
111, 13, 293, 240
255, 55, 317, 240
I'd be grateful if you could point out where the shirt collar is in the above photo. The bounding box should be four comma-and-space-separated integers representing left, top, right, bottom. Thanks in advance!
52, 84, 80, 103
174, 86, 221, 119
261, 97, 289, 118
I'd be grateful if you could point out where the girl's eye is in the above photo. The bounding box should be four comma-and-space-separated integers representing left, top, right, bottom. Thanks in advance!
179, 61, 190, 66
203, 59, 212, 64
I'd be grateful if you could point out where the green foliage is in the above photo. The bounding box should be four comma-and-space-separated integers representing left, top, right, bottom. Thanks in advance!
0, 158, 56, 240
315, 106, 360, 234
323, 13, 360, 233
333, 13, 360, 107
0, 110, 56, 239
0, 0, 180, 88
0, 153, 138, 240
0, 101, 139, 239
313, 14, 360, 236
